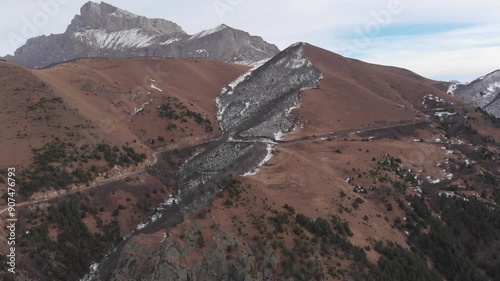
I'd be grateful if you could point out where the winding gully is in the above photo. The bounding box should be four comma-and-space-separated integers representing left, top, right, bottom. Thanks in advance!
84, 43, 322, 281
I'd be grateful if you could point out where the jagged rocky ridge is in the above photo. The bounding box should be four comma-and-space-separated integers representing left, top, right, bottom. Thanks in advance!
448, 70, 500, 117
83, 43, 322, 281
5, 1, 279, 68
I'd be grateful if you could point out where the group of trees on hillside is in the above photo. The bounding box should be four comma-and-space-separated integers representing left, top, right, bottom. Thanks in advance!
19, 195, 122, 281
18, 140, 147, 196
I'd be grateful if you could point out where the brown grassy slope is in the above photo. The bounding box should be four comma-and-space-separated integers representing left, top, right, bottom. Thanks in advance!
0, 58, 248, 168
34, 57, 249, 150
0, 61, 100, 168
290, 44, 464, 138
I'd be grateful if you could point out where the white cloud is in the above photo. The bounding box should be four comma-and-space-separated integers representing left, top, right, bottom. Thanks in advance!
327, 23, 500, 81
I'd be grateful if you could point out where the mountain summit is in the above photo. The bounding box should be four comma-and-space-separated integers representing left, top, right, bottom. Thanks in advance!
67, 1, 185, 35
4, 1, 279, 68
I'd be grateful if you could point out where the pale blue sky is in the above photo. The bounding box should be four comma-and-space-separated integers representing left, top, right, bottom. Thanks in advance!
2, 0, 499, 81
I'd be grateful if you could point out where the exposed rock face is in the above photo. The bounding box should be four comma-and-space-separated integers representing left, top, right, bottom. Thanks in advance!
83, 43, 321, 281
67, 2, 185, 34
108, 228, 278, 281
4, 1, 279, 68
181, 24, 280, 65
216, 43, 322, 139
448, 70, 500, 117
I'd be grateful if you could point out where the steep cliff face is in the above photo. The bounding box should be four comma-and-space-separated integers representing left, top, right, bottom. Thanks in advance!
4, 2, 279, 68
449, 70, 500, 117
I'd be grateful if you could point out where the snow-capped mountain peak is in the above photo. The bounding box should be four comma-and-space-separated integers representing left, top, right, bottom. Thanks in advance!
3, 2, 279, 68
188, 24, 229, 40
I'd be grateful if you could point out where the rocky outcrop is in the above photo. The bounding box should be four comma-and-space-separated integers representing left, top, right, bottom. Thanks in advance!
67, 2, 184, 34
448, 70, 500, 117
4, 1, 279, 68
108, 227, 279, 281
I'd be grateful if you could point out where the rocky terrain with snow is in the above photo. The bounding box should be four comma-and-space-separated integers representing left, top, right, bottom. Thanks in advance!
448, 70, 500, 117
217, 43, 321, 139
174, 43, 322, 209
83, 42, 322, 281
3, 1, 279, 68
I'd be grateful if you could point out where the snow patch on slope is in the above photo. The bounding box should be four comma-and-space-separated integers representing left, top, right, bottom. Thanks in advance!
486, 82, 500, 97
130, 98, 154, 117
234, 58, 270, 67
215, 60, 267, 126
189, 24, 227, 40
160, 38, 180, 45
447, 83, 459, 95
243, 144, 274, 176
150, 81, 163, 92
434, 111, 456, 118
74, 29, 155, 49
109, 8, 138, 18
80, 263, 100, 281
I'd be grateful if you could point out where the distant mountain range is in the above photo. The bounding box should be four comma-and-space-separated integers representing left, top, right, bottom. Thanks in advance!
448, 70, 500, 117
3, 1, 280, 68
